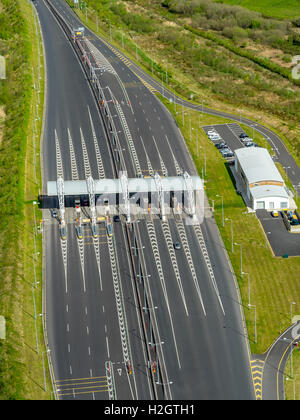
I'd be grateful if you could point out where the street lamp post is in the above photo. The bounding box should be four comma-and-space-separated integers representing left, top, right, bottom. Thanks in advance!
145, 306, 158, 347
33, 201, 38, 234
216, 194, 224, 227
291, 301, 296, 324
140, 274, 151, 308
132, 244, 145, 257
32, 284, 39, 354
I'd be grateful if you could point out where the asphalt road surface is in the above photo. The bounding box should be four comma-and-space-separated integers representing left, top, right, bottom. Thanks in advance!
33, 0, 267, 400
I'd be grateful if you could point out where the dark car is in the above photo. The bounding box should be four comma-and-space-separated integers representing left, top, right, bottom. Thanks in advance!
239, 133, 248, 139
173, 241, 181, 250
215, 142, 226, 149
114, 215, 120, 222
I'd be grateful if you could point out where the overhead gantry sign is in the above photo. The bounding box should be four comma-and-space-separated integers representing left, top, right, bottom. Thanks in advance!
41, 172, 204, 236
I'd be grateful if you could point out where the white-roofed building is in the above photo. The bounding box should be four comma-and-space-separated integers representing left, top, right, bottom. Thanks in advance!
234, 147, 290, 210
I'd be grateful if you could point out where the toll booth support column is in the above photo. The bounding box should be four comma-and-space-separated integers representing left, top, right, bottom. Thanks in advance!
57, 177, 66, 239
87, 176, 98, 237
120, 171, 131, 223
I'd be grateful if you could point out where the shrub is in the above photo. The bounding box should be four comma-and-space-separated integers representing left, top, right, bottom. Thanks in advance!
232, 26, 248, 43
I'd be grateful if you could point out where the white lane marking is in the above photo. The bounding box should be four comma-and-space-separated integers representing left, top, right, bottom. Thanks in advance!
106, 336, 110, 358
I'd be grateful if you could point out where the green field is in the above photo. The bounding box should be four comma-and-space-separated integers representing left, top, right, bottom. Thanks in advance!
215, 0, 300, 19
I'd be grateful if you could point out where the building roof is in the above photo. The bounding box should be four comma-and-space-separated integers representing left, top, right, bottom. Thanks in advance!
250, 185, 289, 201
234, 147, 284, 185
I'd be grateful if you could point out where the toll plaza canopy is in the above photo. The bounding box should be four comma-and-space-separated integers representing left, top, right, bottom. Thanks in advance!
47, 175, 203, 197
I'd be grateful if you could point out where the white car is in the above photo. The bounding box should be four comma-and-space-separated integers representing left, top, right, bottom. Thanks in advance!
209, 135, 221, 140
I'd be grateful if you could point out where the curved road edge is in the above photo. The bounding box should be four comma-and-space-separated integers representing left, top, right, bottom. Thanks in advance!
255, 321, 300, 400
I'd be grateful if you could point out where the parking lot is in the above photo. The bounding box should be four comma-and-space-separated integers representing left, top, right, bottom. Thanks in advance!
202, 123, 300, 257
256, 210, 300, 257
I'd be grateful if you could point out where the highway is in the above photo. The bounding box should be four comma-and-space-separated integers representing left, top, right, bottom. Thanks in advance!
36, 0, 256, 400
38, 0, 152, 400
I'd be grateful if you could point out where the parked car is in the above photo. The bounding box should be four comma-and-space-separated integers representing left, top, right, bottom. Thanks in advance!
271, 210, 279, 218
215, 142, 226, 149
221, 148, 234, 158
239, 133, 248, 139
245, 141, 254, 147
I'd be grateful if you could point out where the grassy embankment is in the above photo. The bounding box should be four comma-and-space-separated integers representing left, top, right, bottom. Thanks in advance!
214, 0, 300, 20
0, 0, 51, 399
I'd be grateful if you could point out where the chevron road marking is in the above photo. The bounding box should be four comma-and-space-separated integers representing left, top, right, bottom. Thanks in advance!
250, 359, 265, 400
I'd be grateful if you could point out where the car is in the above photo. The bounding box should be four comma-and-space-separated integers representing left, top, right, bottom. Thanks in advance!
207, 130, 217, 135
271, 210, 279, 218
173, 241, 181, 250
52, 209, 57, 218
114, 215, 120, 222
221, 149, 234, 158
215, 142, 226, 149
239, 133, 248, 139
225, 151, 234, 157
209, 135, 221, 141
106, 223, 113, 236
291, 214, 300, 225
245, 141, 254, 147
242, 137, 253, 143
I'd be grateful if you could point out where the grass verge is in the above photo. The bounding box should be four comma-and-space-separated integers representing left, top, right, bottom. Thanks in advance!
0, 0, 51, 399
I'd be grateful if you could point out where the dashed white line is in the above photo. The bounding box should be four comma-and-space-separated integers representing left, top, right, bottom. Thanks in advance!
106, 336, 110, 358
